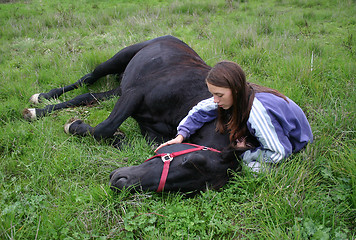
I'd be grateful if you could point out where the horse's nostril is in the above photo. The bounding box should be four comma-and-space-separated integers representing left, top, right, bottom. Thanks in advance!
110, 173, 128, 186
117, 176, 127, 183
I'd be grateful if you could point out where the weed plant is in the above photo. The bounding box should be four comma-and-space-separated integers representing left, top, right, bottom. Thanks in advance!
0, 0, 355, 239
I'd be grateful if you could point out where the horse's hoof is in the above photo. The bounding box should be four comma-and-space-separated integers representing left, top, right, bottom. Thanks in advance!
23, 108, 36, 121
29, 93, 41, 104
64, 118, 80, 134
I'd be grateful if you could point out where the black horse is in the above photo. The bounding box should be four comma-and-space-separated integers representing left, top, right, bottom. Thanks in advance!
24, 35, 211, 142
24, 35, 247, 192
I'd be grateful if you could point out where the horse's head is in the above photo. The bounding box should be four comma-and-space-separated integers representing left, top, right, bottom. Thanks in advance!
109, 143, 242, 193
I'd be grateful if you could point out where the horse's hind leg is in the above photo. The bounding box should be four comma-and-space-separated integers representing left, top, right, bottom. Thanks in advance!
29, 73, 101, 104
29, 41, 147, 104
28, 52, 126, 104
23, 87, 121, 120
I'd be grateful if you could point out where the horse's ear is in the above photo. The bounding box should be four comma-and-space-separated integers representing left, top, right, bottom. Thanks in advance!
221, 146, 249, 163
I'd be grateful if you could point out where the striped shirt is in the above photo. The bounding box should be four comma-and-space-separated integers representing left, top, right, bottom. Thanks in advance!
177, 93, 313, 166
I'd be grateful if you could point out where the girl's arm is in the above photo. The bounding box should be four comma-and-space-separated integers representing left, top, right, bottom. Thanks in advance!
177, 97, 218, 139
155, 97, 217, 152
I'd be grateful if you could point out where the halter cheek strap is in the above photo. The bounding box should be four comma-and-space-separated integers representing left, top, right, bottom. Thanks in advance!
145, 143, 221, 192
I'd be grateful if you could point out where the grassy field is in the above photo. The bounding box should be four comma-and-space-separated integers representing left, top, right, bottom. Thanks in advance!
0, 0, 355, 239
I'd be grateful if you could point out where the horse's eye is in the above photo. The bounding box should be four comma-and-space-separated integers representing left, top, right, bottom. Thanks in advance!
182, 156, 189, 165
182, 153, 206, 168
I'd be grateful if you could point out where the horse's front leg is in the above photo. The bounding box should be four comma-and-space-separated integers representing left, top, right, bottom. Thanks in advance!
64, 91, 142, 142
64, 119, 94, 137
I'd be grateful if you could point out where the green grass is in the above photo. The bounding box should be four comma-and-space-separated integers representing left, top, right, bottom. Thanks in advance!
0, 0, 355, 239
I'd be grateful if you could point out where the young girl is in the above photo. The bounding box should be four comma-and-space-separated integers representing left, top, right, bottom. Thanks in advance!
157, 61, 313, 172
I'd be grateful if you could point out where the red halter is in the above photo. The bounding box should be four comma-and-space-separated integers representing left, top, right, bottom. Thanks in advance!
145, 143, 221, 192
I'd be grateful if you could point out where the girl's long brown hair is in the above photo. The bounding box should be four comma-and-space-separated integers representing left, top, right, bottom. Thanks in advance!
206, 61, 288, 143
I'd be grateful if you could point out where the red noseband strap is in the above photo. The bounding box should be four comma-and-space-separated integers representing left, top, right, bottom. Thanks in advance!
145, 143, 221, 192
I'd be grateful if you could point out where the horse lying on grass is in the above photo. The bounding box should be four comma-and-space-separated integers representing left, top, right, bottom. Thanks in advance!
24, 35, 251, 193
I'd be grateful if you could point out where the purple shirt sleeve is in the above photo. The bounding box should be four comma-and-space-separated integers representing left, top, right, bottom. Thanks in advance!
177, 97, 218, 139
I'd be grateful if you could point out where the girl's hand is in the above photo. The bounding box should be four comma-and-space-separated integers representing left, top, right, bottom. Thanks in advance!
155, 134, 184, 152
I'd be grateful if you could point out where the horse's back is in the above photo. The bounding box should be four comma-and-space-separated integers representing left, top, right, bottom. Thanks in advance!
118, 36, 212, 138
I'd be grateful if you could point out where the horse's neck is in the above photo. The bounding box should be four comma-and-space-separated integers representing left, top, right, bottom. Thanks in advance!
190, 121, 230, 151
